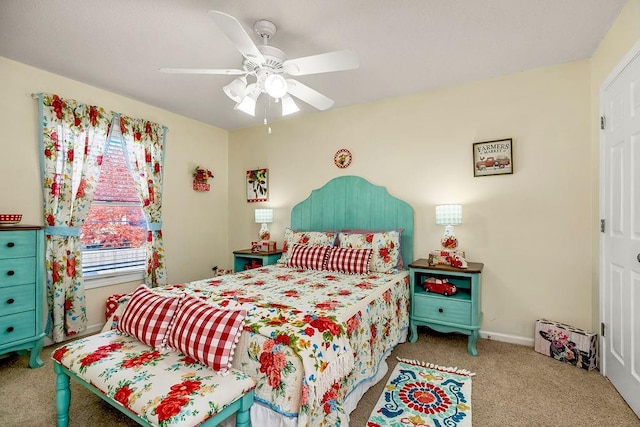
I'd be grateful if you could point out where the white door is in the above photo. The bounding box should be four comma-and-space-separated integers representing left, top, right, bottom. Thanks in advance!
600, 40, 640, 418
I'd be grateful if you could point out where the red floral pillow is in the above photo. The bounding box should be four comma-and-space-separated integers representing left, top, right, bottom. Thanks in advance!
287, 244, 331, 270
117, 285, 181, 349
325, 247, 373, 274
167, 295, 247, 374
277, 228, 337, 265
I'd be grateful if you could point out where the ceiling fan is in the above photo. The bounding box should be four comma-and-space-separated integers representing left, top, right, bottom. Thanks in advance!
160, 10, 359, 118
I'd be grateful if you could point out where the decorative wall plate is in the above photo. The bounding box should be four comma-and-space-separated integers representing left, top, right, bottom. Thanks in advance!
334, 148, 352, 168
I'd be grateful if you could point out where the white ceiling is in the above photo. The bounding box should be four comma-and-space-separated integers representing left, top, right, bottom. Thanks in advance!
0, 0, 627, 131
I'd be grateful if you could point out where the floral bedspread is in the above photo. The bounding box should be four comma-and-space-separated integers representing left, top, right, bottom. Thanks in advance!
108, 265, 409, 426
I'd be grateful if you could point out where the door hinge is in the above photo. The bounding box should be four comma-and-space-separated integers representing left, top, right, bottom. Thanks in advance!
600, 115, 606, 130
601, 322, 605, 337
600, 219, 605, 233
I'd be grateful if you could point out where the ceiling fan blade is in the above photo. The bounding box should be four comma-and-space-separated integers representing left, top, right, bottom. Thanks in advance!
286, 79, 334, 110
159, 68, 246, 75
283, 50, 359, 76
208, 10, 265, 65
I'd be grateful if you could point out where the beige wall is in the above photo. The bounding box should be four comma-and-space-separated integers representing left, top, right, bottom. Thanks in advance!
229, 60, 592, 342
0, 57, 229, 331
2, 0, 638, 342
589, 0, 640, 333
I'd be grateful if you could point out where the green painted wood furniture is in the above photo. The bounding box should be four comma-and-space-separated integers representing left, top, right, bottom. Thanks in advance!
52, 331, 255, 427
53, 363, 254, 427
290, 176, 414, 263
408, 259, 484, 355
233, 249, 283, 272
0, 225, 45, 368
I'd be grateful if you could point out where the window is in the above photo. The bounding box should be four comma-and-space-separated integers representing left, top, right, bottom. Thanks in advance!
81, 127, 147, 282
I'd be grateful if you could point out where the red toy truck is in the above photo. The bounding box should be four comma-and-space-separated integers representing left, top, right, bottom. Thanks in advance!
423, 277, 457, 296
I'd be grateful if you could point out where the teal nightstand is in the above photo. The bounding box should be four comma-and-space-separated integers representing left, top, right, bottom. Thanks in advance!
233, 249, 283, 272
408, 259, 484, 356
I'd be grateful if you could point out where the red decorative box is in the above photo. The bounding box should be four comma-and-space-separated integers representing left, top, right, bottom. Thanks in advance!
534, 319, 598, 370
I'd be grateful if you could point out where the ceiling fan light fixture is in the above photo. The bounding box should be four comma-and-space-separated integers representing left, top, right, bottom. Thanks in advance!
223, 76, 247, 102
234, 84, 259, 116
281, 94, 300, 116
264, 74, 288, 99
235, 96, 257, 116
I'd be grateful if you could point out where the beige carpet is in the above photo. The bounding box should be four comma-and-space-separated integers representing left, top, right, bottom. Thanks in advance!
1, 330, 638, 426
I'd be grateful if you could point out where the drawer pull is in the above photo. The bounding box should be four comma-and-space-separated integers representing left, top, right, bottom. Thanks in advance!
6, 242, 15, 248
6, 326, 14, 333
438, 308, 444, 313
7, 270, 15, 276
7, 298, 14, 304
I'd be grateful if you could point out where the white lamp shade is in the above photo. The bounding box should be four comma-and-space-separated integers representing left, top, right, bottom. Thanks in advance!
264, 74, 288, 98
281, 94, 300, 116
223, 76, 247, 103
234, 84, 259, 116
254, 208, 273, 224
435, 204, 462, 225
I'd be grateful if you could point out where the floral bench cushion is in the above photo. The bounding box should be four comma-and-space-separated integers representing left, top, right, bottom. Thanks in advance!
52, 331, 256, 427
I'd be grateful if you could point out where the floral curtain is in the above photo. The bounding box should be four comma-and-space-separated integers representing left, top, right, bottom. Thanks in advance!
119, 114, 167, 287
37, 93, 113, 342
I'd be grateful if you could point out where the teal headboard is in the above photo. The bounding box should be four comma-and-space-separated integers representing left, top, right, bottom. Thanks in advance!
290, 176, 414, 265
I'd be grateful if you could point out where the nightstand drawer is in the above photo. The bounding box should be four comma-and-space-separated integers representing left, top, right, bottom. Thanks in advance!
413, 296, 470, 325
0, 257, 36, 287
0, 284, 36, 316
0, 310, 36, 345
0, 231, 36, 259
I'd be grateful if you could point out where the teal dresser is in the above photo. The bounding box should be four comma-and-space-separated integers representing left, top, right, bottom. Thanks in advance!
408, 259, 484, 356
0, 226, 45, 367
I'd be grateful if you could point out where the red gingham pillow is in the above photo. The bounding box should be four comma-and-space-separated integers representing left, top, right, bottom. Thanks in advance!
167, 295, 247, 374
117, 285, 181, 349
325, 247, 373, 274
287, 244, 331, 270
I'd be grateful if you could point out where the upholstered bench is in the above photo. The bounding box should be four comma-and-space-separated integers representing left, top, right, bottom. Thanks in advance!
52, 331, 255, 427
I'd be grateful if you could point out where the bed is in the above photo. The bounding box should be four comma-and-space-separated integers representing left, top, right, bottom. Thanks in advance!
106, 175, 414, 426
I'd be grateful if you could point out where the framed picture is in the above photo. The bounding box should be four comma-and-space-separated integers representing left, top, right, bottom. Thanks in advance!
246, 168, 268, 202
472, 138, 513, 177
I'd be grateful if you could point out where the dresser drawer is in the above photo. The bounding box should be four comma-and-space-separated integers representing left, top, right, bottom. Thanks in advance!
0, 257, 36, 287
0, 231, 36, 259
413, 295, 471, 325
0, 310, 35, 346
0, 284, 36, 316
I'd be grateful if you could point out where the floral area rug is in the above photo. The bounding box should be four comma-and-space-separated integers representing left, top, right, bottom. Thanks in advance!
367, 357, 474, 427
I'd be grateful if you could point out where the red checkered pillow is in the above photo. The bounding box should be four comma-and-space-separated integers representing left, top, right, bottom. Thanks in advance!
116, 285, 181, 349
325, 247, 373, 274
287, 244, 331, 270
167, 295, 247, 373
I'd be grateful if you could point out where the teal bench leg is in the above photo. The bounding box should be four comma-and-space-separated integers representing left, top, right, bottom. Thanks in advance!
236, 390, 254, 427
54, 363, 70, 427
53, 362, 71, 427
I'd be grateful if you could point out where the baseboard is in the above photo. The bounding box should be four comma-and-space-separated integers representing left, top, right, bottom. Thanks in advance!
43, 323, 105, 347
479, 330, 534, 347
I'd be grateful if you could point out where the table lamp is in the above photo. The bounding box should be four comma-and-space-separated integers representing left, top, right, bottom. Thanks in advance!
435, 204, 462, 249
254, 208, 273, 241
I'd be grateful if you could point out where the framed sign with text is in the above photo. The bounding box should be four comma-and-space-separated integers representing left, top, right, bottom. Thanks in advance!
473, 138, 513, 177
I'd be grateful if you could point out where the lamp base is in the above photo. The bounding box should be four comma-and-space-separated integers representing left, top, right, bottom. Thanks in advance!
441, 225, 458, 249
259, 223, 270, 241
441, 235, 458, 249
